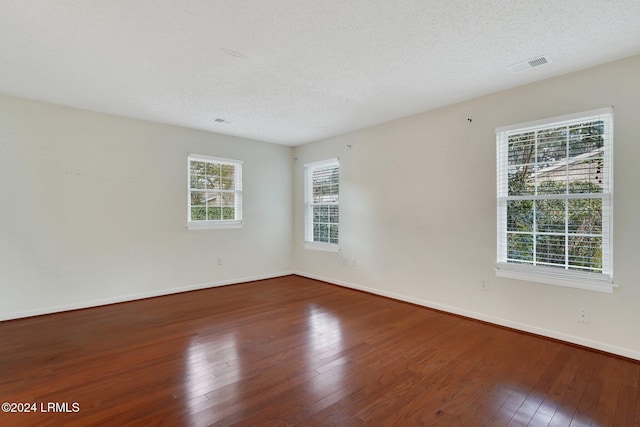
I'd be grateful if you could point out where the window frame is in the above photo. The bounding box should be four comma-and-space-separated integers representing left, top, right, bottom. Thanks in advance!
495, 107, 614, 293
304, 158, 340, 252
187, 154, 243, 230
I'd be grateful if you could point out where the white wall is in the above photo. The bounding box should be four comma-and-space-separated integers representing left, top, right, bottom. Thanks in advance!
292, 55, 640, 359
0, 95, 293, 320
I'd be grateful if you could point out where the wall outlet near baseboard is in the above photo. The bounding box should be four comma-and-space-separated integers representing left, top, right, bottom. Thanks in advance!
480, 279, 489, 291
578, 309, 589, 323
217, 257, 223, 266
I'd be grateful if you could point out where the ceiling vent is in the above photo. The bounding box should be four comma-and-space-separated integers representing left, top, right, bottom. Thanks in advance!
507, 55, 552, 73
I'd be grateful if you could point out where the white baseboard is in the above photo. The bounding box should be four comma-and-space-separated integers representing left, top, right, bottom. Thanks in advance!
0, 271, 294, 322
294, 271, 640, 362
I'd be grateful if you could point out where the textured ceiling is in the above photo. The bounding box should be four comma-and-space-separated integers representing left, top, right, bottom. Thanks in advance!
0, 1, 638, 145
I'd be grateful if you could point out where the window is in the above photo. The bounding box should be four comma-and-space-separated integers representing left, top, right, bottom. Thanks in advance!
188, 154, 242, 230
496, 108, 613, 293
304, 159, 340, 251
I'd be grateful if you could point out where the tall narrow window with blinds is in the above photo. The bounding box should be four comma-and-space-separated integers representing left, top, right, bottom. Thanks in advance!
304, 159, 340, 250
187, 154, 243, 230
496, 108, 613, 293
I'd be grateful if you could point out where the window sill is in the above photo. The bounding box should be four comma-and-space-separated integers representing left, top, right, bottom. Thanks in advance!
304, 242, 340, 252
187, 221, 243, 230
495, 263, 614, 294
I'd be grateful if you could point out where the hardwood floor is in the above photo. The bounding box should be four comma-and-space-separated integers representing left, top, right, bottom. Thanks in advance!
0, 275, 638, 426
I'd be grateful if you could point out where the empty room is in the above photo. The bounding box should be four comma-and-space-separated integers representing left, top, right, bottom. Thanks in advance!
1, 1, 639, 426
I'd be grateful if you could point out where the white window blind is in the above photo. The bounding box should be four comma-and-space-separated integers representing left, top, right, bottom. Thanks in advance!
188, 154, 242, 229
305, 159, 339, 249
496, 107, 613, 293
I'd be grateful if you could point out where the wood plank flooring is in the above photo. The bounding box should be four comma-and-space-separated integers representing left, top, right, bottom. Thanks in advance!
0, 275, 638, 426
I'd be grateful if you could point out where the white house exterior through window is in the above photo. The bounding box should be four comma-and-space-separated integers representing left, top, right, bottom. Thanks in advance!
496, 108, 613, 293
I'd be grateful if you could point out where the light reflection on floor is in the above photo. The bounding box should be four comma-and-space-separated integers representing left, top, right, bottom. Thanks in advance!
307, 304, 344, 394
183, 333, 241, 424
492, 385, 600, 426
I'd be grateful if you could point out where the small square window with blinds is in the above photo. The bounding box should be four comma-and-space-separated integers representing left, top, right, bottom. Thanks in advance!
187, 154, 243, 229
304, 159, 340, 249
496, 107, 613, 293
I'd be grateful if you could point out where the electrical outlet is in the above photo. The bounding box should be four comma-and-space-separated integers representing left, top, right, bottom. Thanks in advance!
217, 257, 223, 266
578, 309, 589, 323
342, 258, 348, 266
351, 258, 356, 267
480, 279, 489, 291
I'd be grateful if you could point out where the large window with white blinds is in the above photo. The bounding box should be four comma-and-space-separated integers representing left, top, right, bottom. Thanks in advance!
304, 159, 339, 251
496, 108, 613, 293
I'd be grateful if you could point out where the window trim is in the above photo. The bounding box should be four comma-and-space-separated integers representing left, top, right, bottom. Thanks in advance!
495, 107, 614, 293
187, 154, 243, 230
304, 158, 340, 251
